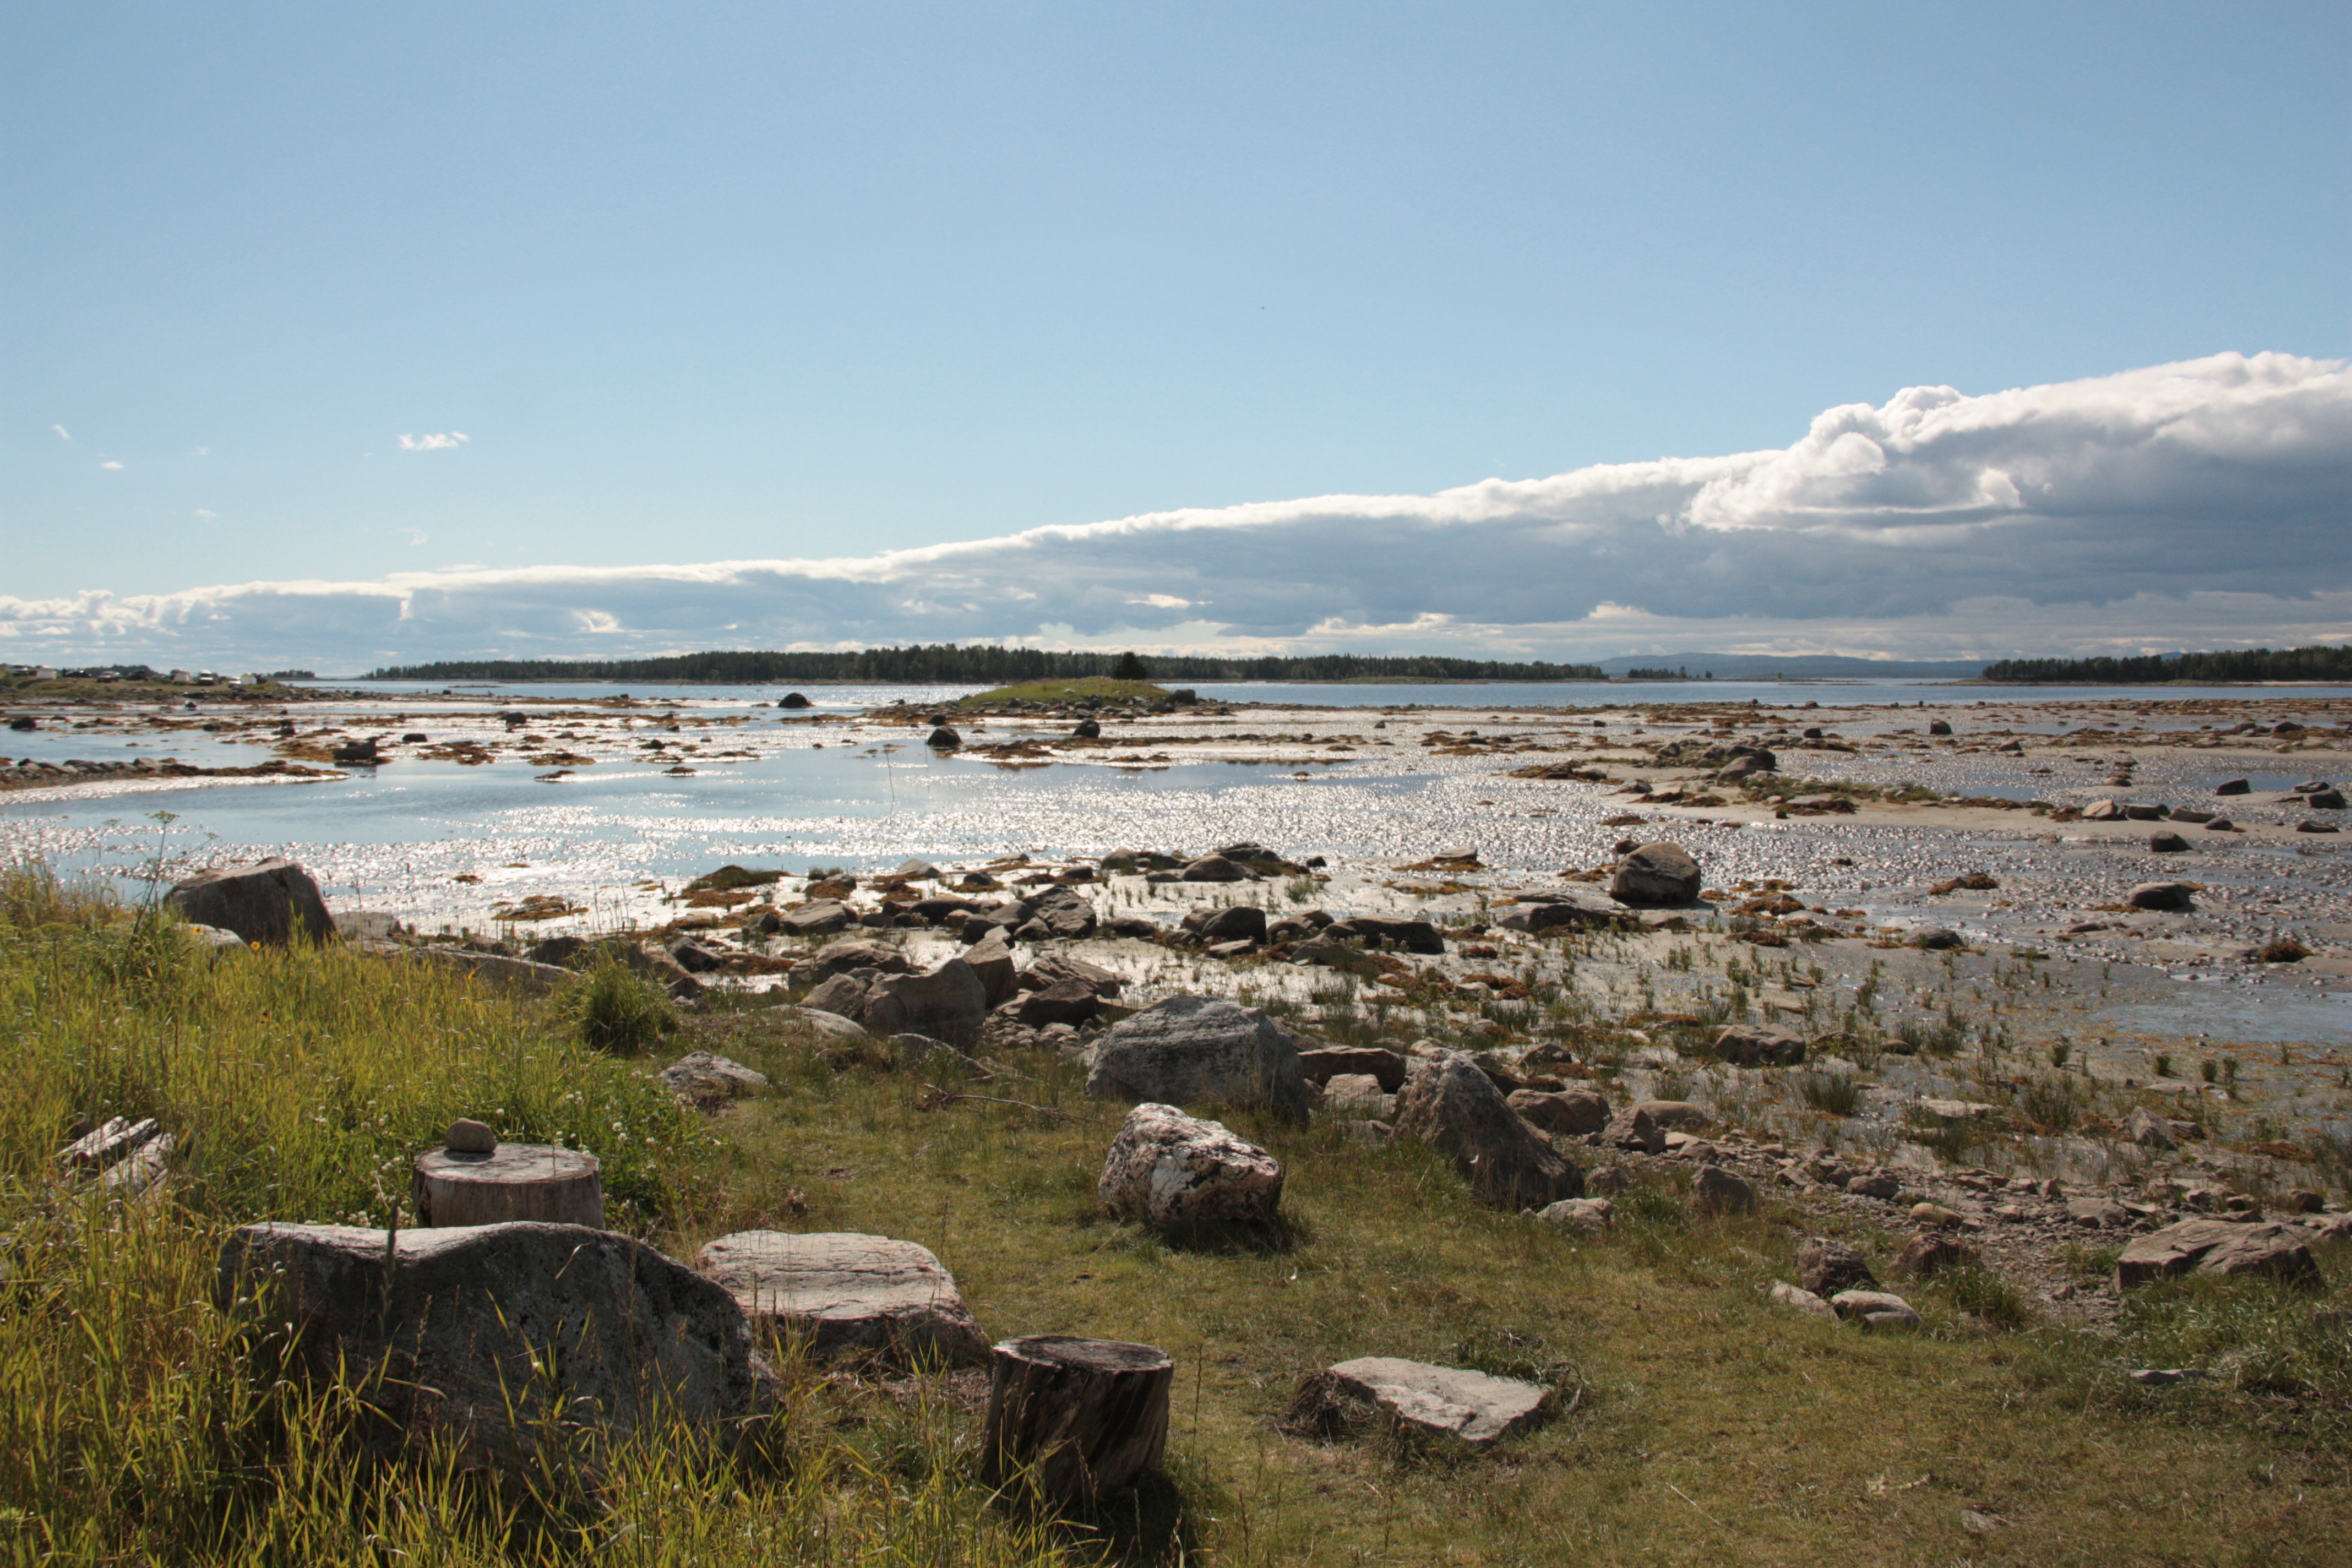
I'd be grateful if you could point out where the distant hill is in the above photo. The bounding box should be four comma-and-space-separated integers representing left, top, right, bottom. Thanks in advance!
364, 646, 1609, 684
1592, 654, 1988, 679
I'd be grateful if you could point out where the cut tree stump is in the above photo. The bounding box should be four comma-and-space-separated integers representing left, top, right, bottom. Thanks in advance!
981, 1335, 1173, 1506
412, 1144, 604, 1228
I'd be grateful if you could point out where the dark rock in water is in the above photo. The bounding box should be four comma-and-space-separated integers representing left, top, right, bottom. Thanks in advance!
2305, 788, 2346, 810
778, 692, 812, 709
1394, 1051, 1582, 1211
1072, 718, 1102, 738
167, 858, 335, 946
2214, 778, 2250, 796
1608, 842, 1701, 905
925, 726, 961, 749
215, 1221, 767, 1464
2127, 881, 2195, 912
1927, 719, 1953, 736
1087, 995, 1309, 1115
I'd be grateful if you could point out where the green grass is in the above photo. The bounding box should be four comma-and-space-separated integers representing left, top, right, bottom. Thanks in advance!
955, 677, 1171, 708
3, 863, 2349, 1565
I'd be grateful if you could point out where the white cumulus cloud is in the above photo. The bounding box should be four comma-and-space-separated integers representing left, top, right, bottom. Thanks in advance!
5, 353, 2345, 668
397, 432, 470, 452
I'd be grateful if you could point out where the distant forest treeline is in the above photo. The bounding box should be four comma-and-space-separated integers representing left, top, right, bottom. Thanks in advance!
366, 646, 1610, 684
1979, 646, 2352, 684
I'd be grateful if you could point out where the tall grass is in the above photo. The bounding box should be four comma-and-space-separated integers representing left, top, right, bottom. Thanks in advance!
0, 867, 1068, 1566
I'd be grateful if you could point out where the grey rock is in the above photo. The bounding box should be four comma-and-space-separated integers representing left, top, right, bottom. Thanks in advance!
1393, 1051, 1583, 1211
2066, 1197, 2131, 1228
2124, 1107, 2177, 1150
1017, 884, 1099, 940
1191, 905, 1268, 946
2115, 1219, 2320, 1289
963, 928, 1019, 1008
2127, 881, 2195, 913
1632, 1099, 1712, 1130
1297, 1047, 1407, 1093
1180, 856, 1248, 883
801, 971, 878, 1021
2215, 777, 2250, 795
1608, 842, 1702, 906
1912, 927, 1963, 950
766, 1001, 870, 1039
1847, 1170, 1903, 1201
1496, 892, 1625, 934
804, 939, 912, 983
217, 1222, 764, 1462
1323, 1357, 1549, 1447
1507, 1088, 1611, 1139
1322, 916, 1445, 955
695, 1231, 988, 1366
1086, 994, 1310, 1116
861, 957, 989, 1046
1893, 1233, 1977, 1280
166, 857, 335, 946
2148, 831, 2190, 853
1097, 1103, 1284, 1227
1016, 978, 1101, 1027
659, 1053, 769, 1101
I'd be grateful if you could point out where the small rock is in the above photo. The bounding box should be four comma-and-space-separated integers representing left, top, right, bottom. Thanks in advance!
1713, 1023, 1805, 1066
444, 1118, 497, 1154
2126, 881, 2195, 912
659, 1053, 768, 1101
1320, 1357, 1550, 1447
1535, 1196, 1614, 1233
2124, 1107, 2177, 1149
695, 1231, 988, 1366
1912, 927, 1963, 950
1909, 1202, 1966, 1229
1894, 1233, 1977, 1279
2148, 831, 2189, 853
1507, 1088, 1611, 1138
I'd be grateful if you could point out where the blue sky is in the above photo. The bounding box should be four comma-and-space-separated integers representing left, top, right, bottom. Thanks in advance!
4, 3, 2346, 665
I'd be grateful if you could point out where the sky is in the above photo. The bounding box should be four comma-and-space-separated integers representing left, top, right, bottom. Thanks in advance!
3, 2, 2346, 671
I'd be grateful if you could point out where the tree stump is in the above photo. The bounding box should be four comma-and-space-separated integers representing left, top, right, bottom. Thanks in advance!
412, 1144, 603, 1228
981, 1335, 1173, 1506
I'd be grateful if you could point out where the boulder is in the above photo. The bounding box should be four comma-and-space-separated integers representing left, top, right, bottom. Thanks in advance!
1191, 905, 1268, 946
2082, 798, 2126, 821
1297, 1047, 1407, 1093
2147, 831, 2189, 853
166, 858, 335, 946
2115, 1219, 2320, 1289
666, 935, 725, 974
1319, 1358, 1550, 1447
1507, 1088, 1611, 1139
2127, 881, 2195, 912
1797, 1237, 1877, 1295
695, 1231, 988, 1366
2124, 1107, 2177, 1149
216, 1222, 765, 1462
1632, 1099, 1712, 1130
924, 727, 961, 749
1016, 885, 1099, 940
1319, 1074, 1396, 1118
1912, 927, 1963, 950
1097, 1103, 1284, 1227
1601, 1106, 1667, 1155
1713, 1023, 1805, 1067
963, 928, 1020, 1008
1180, 856, 1248, 883
1770, 1281, 1836, 1319
778, 692, 812, 709
2214, 778, 2250, 796
1393, 1051, 1583, 1211
660, 1052, 768, 1102
803, 938, 912, 982
1829, 1289, 1921, 1329
1293, 938, 1383, 976
1608, 843, 1702, 906
860, 957, 990, 1046
1023, 950, 1123, 997
1496, 893, 1624, 934
1086, 995, 1310, 1116
2304, 788, 2346, 810
1691, 1166, 1756, 1216
1535, 1196, 1614, 1234
780, 900, 856, 935
800, 971, 878, 1021
1016, 978, 1101, 1027
1893, 1233, 1977, 1280
2066, 1197, 2132, 1228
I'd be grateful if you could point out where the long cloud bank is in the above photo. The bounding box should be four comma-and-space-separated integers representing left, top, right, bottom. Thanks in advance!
7, 351, 2347, 669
